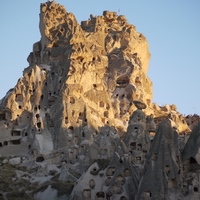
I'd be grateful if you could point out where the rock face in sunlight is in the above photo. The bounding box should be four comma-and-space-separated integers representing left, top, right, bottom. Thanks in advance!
0, 1, 199, 199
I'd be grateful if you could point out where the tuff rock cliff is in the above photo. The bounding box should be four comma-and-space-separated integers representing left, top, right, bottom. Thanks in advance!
0, 1, 200, 200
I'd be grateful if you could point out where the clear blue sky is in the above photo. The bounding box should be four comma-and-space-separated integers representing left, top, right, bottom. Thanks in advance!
0, 0, 200, 115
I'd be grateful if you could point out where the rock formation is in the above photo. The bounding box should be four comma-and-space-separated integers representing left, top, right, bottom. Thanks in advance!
0, 1, 200, 200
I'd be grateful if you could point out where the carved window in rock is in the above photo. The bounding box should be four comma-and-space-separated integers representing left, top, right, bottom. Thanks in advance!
106, 167, 115, 176
120, 196, 127, 200
30, 95, 35, 103
142, 150, 147, 158
11, 130, 21, 136
136, 156, 141, 164
135, 77, 141, 85
96, 192, 105, 198
104, 111, 109, 118
106, 103, 110, 110
10, 139, 21, 145
70, 97, 75, 104
82, 189, 91, 199
137, 143, 142, 150
65, 117, 68, 124
73, 136, 78, 144
116, 75, 129, 88
134, 126, 138, 133
105, 177, 112, 186
129, 142, 136, 150
68, 126, 74, 133
15, 94, 23, 102
0, 143, 2, 147
41, 95, 44, 101
4, 141, 8, 146
143, 192, 152, 198
146, 99, 151, 106
124, 168, 130, 177
190, 157, 197, 164
51, 72, 55, 80
194, 187, 198, 192
152, 153, 157, 161
89, 179, 95, 189
116, 175, 125, 185
37, 122, 41, 129
93, 84, 97, 88
0, 113, 6, 121
78, 112, 84, 120
36, 156, 44, 162
168, 179, 177, 189
90, 167, 99, 175
99, 101, 104, 107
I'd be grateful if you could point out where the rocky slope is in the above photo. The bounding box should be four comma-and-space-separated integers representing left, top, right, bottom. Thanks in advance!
0, 1, 200, 200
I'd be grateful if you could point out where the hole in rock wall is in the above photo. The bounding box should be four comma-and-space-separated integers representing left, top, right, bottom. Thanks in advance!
146, 99, 151, 106
36, 114, 40, 119
190, 157, 197, 164
116, 75, 129, 88
82, 189, 91, 199
37, 122, 41, 128
194, 187, 198, 192
30, 95, 34, 103
105, 177, 112, 186
65, 117, 68, 124
152, 153, 157, 161
11, 130, 21, 136
89, 179, 95, 189
36, 156, 44, 162
120, 196, 127, 200
135, 77, 141, 84
104, 111, 109, 118
96, 192, 105, 198
144, 191, 152, 198
68, 126, 74, 131
41, 95, 44, 101
82, 132, 85, 137
70, 97, 75, 104
79, 112, 84, 120
99, 101, 104, 107
4, 141, 8, 146
10, 139, 21, 145
51, 72, 55, 80
137, 143, 142, 150
106, 167, 115, 176
15, 94, 23, 101
106, 103, 110, 110
0, 113, 6, 120
130, 142, 136, 150
77, 56, 84, 62
124, 168, 130, 177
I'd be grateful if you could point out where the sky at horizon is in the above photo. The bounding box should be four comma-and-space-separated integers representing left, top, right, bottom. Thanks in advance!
0, 0, 200, 115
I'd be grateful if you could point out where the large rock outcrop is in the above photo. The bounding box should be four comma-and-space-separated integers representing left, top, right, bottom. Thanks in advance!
0, 1, 200, 200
